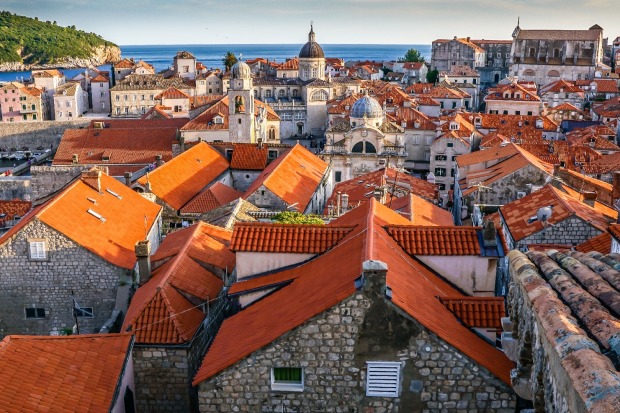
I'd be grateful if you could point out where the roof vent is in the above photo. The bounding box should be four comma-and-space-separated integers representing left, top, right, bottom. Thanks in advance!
106, 189, 122, 199
87, 209, 106, 222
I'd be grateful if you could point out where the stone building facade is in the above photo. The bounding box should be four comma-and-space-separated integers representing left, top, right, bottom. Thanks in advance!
0, 219, 129, 338
197, 269, 515, 412
509, 24, 605, 85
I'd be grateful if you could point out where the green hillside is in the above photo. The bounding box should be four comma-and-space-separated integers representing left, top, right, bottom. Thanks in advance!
0, 11, 117, 64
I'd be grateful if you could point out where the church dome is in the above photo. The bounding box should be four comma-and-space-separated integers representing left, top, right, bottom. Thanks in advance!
231, 61, 251, 79
299, 25, 325, 59
351, 93, 383, 119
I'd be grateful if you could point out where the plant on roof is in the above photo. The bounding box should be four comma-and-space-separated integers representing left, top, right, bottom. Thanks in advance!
271, 211, 324, 225
399, 48, 425, 63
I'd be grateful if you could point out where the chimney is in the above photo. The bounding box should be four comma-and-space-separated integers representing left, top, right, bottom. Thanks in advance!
482, 221, 498, 247
341, 193, 349, 211
336, 191, 342, 216
135, 240, 152, 286
179, 135, 186, 152
155, 154, 164, 167
582, 190, 597, 207
612, 172, 620, 203
257, 137, 263, 149
124, 171, 132, 187
81, 169, 101, 192
374, 187, 387, 204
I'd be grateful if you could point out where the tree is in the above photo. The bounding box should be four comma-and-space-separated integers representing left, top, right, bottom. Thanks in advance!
222, 51, 237, 71
271, 211, 324, 225
426, 69, 439, 84
400, 48, 425, 63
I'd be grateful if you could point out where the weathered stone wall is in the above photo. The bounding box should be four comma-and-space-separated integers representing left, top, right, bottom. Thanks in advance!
29, 165, 91, 201
463, 165, 550, 214
519, 216, 602, 248
0, 118, 92, 150
0, 176, 30, 200
197, 268, 515, 412
0, 219, 128, 338
133, 346, 191, 413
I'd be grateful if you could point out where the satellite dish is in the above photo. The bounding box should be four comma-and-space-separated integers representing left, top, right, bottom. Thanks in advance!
537, 206, 553, 223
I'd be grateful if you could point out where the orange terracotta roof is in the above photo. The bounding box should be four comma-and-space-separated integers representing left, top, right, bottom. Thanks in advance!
230, 223, 354, 253
181, 96, 279, 131
392, 106, 436, 130
500, 184, 612, 242
243, 144, 328, 212
180, 182, 243, 215
20, 86, 44, 97
540, 79, 583, 94
559, 184, 617, 221
406, 83, 434, 94
398, 194, 455, 226
486, 82, 540, 102
277, 58, 299, 71
230, 143, 269, 170
386, 226, 481, 255
325, 167, 438, 213
114, 58, 135, 69
53, 125, 180, 169
592, 79, 620, 94
194, 199, 513, 386
575, 232, 612, 254
0, 199, 31, 226
155, 87, 190, 100
32, 170, 162, 269
123, 223, 233, 344
439, 297, 505, 329
0, 333, 133, 412
137, 142, 229, 210
91, 74, 109, 83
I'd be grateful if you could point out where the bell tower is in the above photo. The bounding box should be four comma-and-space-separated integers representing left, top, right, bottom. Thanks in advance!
228, 60, 256, 143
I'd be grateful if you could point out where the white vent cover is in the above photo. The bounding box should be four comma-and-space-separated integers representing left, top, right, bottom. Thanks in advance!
366, 361, 401, 397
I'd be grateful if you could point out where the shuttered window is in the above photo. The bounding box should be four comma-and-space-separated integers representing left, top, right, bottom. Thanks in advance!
29, 241, 46, 260
271, 367, 304, 392
366, 361, 401, 397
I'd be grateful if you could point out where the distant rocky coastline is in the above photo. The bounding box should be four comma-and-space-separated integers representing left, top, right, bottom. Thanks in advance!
0, 44, 121, 72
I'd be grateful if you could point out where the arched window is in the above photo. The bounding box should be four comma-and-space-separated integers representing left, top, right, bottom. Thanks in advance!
548, 70, 560, 77
310, 89, 328, 101
265, 90, 272, 98
352, 141, 377, 153
268, 128, 276, 140
523, 69, 536, 77
278, 89, 285, 98
292, 89, 299, 97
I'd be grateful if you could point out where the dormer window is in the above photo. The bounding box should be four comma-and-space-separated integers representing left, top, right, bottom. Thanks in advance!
449, 122, 459, 130
214, 116, 223, 124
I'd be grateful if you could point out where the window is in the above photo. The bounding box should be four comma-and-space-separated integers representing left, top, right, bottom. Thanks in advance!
271, 367, 304, 392
268, 150, 278, 159
278, 89, 285, 98
265, 90, 272, 98
435, 167, 447, 177
447, 142, 454, 147
25, 308, 46, 319
438, 183, 446, 190
115, 95, 120, 101
366, 361, 401, 397
335, 171, 342, 182
435, 155, 447, 161
74, 307, 94, 318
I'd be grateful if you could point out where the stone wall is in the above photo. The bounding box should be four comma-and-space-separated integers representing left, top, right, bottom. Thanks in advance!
463, 165, 550, 214
0, 118, 92, 150
133, 346, 191, 413
197, 268, 515, 412
519, 216, 602, 248
29, 165, 91, 201
0, 176, 30, 200
0, 219, 128, 338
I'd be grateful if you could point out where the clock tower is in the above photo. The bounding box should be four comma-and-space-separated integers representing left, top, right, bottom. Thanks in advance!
228, 60, 256, 143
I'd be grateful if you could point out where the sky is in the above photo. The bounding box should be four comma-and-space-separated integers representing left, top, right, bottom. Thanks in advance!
2, 0, 619, 45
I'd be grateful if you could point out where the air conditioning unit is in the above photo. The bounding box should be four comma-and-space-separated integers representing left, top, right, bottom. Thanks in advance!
517, 191, 526, 199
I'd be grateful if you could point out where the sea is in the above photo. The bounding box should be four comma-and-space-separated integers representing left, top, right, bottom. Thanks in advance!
0, 44, 431, 83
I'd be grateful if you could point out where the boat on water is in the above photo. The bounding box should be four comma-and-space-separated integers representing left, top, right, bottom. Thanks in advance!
8, 151, 26, 161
